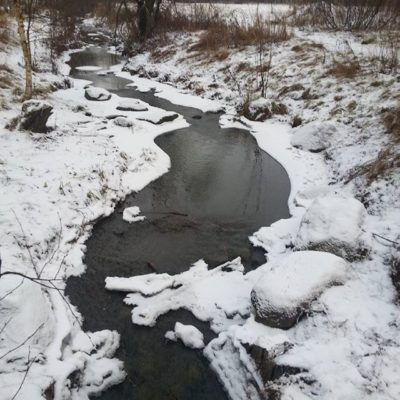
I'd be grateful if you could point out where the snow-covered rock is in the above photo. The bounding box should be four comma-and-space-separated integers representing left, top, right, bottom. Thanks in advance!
122, 206, 145, 223
138, 110, 179, 125
113, 116, 134, 128
245, 98, 272, 121
296, 196, 369, 260
165, 322, 205, 349
18, 100, 53, 133
291, 121, 337, 152
84, 86, 112, 101
116, 99, 148, 112
251, 251, 347, 329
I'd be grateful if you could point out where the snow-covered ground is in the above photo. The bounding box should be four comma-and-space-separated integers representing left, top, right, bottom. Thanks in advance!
177, 2, 291, 23
1, 6, 400, 400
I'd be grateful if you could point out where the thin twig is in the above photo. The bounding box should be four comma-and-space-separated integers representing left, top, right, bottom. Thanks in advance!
0, 272, 62, 291
0, 323, 44, 360
0, 280, 24, 302
11, 347, 36, 400
11, 209, 39, 277
372, 232, 400, 247
39, 212, 63, 278
0, 317, 13, 337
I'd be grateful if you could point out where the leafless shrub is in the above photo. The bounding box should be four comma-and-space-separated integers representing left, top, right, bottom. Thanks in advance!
291, 0, 400, 31
191, 16, 290, 54
374, 31, 399, 74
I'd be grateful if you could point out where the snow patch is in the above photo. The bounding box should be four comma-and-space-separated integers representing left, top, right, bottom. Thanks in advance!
122, 206, 145, 223
291, 121, 337, 153
165, 322, 205, 349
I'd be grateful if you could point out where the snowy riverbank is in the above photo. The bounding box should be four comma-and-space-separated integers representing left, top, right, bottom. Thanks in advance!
0, 36, 190, 398
106, 25, 400, 400
0, 14, 399, 400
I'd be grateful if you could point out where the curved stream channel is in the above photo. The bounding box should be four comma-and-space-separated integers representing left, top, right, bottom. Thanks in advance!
66, 46, 290, 400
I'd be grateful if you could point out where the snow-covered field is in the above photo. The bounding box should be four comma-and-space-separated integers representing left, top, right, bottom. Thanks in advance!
177, 2, 291, 22
1, 7, 400, 400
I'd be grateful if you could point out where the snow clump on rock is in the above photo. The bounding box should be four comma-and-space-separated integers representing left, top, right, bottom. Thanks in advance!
85, 86, 112, 101
116, 99, 148, 112
251, 251, 348, 329
295, 196, 370, 260
291, 121, 337, 152
165, 322, 205, 349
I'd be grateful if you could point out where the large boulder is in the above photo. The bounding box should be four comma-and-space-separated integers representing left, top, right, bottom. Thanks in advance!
18, 100, 53, 133
291, 121, 337, 153
296, 196, 369, 260
85, 86, 111, 101
251, 251, 347, 329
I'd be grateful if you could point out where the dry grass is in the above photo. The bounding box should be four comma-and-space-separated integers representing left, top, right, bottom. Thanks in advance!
190, 20, 290, 54
328, 60, 361, 78
127, 4, 290, 56
383, 106, 400, 142
0, 63, 14, 90
279, 83, 305, 97
345, 106, 400, 184
0, 11, 9, 44
347, 147, 400, 183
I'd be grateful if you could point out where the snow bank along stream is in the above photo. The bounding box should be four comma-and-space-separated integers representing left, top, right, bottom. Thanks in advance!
66, 46, 290, 399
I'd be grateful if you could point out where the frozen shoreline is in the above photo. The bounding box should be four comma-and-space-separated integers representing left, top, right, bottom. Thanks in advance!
0, 14, 399, 400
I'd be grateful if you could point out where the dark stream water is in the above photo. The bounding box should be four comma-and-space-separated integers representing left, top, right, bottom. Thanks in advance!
66, 46, 290, 400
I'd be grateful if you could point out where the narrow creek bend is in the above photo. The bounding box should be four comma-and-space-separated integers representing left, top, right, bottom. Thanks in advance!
66, 46, 290, 400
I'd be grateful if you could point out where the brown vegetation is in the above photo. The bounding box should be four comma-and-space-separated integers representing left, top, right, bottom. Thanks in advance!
190, 19, 289, 54
383, 106, 400, 142
347, 147, 400, 183
328, 60, 361, 78
0, 10, 9, 43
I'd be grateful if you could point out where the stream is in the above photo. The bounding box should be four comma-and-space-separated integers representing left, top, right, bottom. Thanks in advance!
66, 45, 290, 400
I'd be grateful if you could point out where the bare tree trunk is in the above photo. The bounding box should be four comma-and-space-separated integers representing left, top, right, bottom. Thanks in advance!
13, 0, 33, 100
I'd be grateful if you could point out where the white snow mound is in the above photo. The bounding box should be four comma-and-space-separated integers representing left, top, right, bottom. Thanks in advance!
291, 121, 337, 152
85, 86, 112, 101
117, 99, 148, 112
122, 206, 145, 223
296, 196, 369, 259
251, 251, 347, 329
165, 322, 205, 349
